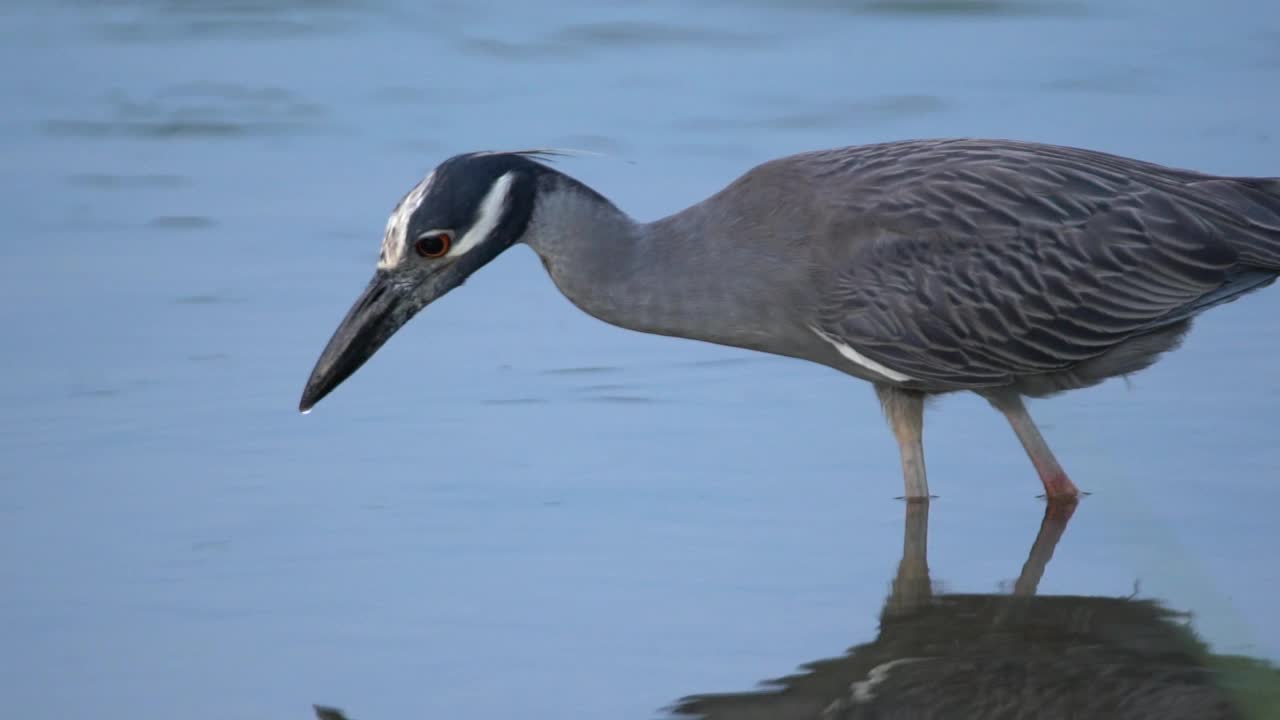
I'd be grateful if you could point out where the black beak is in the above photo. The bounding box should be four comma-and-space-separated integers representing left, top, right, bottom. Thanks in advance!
299, 271, 409, 413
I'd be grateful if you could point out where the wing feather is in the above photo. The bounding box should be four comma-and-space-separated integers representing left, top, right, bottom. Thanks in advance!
807, 141, 1275, 388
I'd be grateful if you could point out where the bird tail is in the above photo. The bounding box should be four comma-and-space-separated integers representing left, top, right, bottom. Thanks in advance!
1210, 177, 1280, 269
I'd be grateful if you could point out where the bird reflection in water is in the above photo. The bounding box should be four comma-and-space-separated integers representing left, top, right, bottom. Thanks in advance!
310, 503, 1279, 720
672, 502, 1280, 720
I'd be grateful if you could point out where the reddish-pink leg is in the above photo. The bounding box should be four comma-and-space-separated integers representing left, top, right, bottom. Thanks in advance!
985, 391, 1080, 500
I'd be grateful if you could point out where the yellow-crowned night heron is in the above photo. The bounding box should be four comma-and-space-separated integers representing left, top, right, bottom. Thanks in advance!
299, 139, 1280, 502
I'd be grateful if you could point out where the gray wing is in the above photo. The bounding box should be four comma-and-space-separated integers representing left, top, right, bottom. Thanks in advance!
807, 140, 1280, 389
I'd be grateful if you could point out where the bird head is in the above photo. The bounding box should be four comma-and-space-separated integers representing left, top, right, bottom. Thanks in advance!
299, 151, 553, 413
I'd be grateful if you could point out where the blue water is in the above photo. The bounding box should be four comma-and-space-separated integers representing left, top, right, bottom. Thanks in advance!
2, 1, 1279, 718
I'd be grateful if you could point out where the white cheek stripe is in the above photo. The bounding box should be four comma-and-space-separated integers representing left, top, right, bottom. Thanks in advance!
813, 328, 915, 383
448, 171, 516, 258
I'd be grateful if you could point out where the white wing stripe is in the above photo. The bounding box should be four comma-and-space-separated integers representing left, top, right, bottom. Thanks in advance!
813, 328, 915, 382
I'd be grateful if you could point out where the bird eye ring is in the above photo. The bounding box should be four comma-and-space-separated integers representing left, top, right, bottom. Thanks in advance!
414, 232, 451, 258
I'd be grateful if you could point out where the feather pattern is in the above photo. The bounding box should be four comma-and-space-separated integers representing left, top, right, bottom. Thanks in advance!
785, 139, 1280, 391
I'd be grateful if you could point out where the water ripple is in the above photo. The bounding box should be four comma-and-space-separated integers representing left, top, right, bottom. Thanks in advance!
43, 84, 324, 140
463, 21, 769, 61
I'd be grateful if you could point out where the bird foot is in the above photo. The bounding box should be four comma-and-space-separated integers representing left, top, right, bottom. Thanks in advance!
1036, 488, 1090, 506
895, 493, 939, 503
1037, 471, 1081, 501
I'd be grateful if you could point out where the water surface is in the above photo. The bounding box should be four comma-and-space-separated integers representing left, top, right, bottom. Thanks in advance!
2, 1, 1279, 718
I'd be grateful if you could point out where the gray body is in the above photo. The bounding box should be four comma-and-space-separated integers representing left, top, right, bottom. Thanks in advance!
529, 140, 1280, 393
300, 139, 1280, 501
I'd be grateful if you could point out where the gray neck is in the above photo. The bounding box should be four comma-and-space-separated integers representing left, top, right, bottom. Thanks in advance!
520, 175, 815, 357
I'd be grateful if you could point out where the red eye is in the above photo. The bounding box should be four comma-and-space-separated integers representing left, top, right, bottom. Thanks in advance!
414, 233, 451, 258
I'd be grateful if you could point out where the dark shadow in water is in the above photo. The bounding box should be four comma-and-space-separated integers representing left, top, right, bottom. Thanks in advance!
462, 21, 767, 62
733, 0, 1083, 18
172, 294, 231, 305
1043, 67, 1162, 95
44, 84, 323, 140
673, 95, 946, 134
672, 502, 1280, 720
539, 365, 624, 376
149, 215, 217, 229
81, 0, 378, 42
65, 173, 189, 189
855, 0, 1079, 16
308, 503, 1279, 720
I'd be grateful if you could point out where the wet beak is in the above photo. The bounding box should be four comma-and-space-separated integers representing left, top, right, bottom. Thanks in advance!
299, 271, 409, 413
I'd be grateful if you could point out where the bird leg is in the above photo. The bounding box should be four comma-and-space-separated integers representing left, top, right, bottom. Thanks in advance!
982, 391, 1080, 501
876, 385, 930, 501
